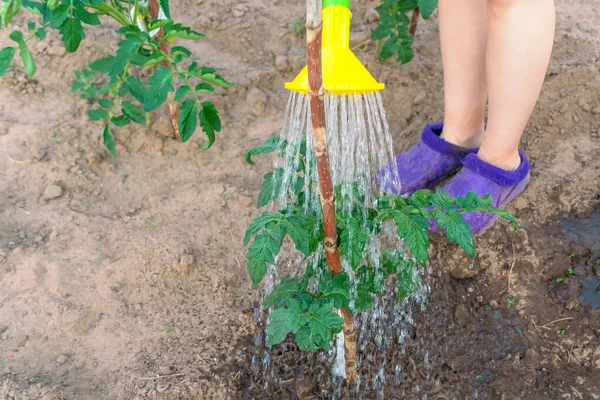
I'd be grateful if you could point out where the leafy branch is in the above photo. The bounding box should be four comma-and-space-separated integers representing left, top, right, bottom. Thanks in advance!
0, 0, 234, 155
243, 135, 518, 352
370, 0, 438, 63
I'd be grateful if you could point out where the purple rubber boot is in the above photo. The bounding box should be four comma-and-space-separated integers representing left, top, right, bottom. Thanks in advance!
378, 123, 478, 195
441, 152, 531, 235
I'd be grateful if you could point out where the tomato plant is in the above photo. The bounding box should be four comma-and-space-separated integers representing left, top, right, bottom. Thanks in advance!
0, 0, 233, 155
245, 136, 518, 352
371, 0, 438, 63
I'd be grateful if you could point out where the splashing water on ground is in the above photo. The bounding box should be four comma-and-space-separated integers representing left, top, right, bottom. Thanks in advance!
250, 92, 430, 398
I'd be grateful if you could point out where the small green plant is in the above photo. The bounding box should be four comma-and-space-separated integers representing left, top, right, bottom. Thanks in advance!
163, 325, 173, 332
0, 0, 233, 155
244, 136, 517, 352
291, 20, 306, 38
567, 267, 573, 275
556, 277, 564, 283
560, 329, 566, 335
371, 0, 438, 63
507, 297, 516, 308
146, 218, 156, 230
595, 258, 600, 266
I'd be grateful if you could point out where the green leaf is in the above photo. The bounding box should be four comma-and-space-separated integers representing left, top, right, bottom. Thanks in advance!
245, 135, 280, 164
73, 6, 100, 25
246, 225, 285, 287
417, 0, 437, 19
22, 0, 42, 15
267, 299, 309, 346
49, 4, 69, 29
87, 108, 108, 121
243, 211, 280, 246
148, 19, 170, 30
177, 98, 197, 142
296, 302, 343, 352
171, 45, 191, 58
199, 101, 220, 149
283, 214, 312, 255
143, 66, 173, 112
109, 36, 142, 77
197, 69, 234, 88
435, 209, 474, 257
354, 284, 373, 311
396, 0, 419, 12
381, 249, 407, 275
158, 0, 170, 19
370, 24, 390, 41
318, 270, 350, 309
35, 27, 46, 39
396, 42, 414, 64
397, 260, 419, 300
124, 76, 146, 104
194, 82, 214, 93
27, 21, 36, 30
142, 53, 167, 67
98, 98, 112, 108
0, 0, 22, 27
393, 211, 429, 265
60, 17, 85, 52
121, 101, 146, 124
46, 0, 58, 10
455, 191, 482, 209
379, 37, 398, 60
111, 115, 130, 127
164, 22, 206, 41
103, 124, 115, 156
174, 85, 191, 101
0, 47, 16, 76
89, 55, 114, 73
257, 168, 283, 208
8, 30, 23, 43
338, 212, 371, 269
19, 43, 36, 78
264, 278, 303, 308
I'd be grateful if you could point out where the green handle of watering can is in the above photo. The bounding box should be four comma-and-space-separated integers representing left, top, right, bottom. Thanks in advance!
323, 0, 350, 9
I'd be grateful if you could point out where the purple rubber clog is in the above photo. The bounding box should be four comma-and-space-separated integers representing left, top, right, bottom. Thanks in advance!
378, 123, 478, 195
441, 152, 531, 235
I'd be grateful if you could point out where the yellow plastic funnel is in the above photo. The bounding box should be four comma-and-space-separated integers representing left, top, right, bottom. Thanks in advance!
285, 1, 384, 95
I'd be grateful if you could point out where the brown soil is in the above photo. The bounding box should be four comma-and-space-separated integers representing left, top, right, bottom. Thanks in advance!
1, 0, 600, 399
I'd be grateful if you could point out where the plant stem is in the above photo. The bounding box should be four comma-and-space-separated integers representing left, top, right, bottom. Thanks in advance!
148, 0, 180, 138
132, 0, 139, 27
84, 2, 130, 26
305, 0, 356, 383
409, 7, 420, 36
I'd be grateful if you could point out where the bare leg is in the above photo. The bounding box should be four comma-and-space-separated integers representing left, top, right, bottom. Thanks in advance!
438, 0, 488, 148
479, 0, 556, 170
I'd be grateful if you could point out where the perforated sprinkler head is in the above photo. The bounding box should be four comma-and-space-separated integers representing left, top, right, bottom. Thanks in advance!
285, 0, 385, 96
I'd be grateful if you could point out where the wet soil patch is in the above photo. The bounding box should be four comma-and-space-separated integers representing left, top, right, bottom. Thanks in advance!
239, 272, 531, 400
557, 208, 600, 308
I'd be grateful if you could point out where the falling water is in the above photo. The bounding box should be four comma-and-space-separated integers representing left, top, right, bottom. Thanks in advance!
249, 92, 430, 399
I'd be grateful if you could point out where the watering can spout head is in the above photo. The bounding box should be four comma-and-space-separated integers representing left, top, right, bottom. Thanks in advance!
285, 4, 385, 95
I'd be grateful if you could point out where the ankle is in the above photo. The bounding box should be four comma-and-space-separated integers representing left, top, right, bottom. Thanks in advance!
477, 149, 521, 171
440, 124, 484, 149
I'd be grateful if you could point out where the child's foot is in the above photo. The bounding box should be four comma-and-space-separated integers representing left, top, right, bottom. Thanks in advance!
378, 123, 478, 195
440, 152, 531, 235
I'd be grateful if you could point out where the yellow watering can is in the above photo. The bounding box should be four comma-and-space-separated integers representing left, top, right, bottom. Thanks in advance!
285, 0, 385, 95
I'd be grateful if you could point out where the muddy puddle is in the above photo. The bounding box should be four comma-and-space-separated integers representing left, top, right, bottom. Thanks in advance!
558, 209, 600, 308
